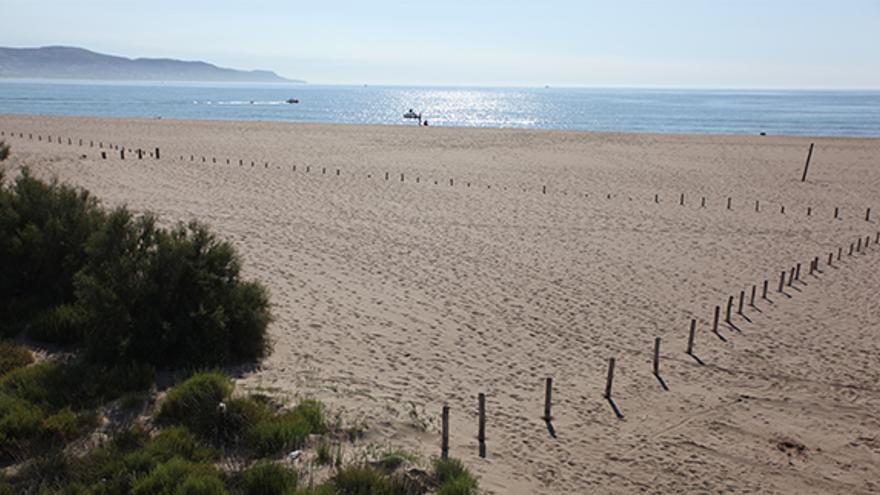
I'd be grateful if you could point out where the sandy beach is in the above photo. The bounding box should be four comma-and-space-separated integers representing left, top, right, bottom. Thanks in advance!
2, 114, 879, 494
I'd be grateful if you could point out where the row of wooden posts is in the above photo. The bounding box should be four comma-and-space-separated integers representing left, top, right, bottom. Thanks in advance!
174, 150, 875, 223
0, 130, 161, 161
439, 229, 880, 460
1, 131, 874, 223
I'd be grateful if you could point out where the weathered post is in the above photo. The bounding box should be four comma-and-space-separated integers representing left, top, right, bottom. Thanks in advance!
726, 296, 733, 323
755, 200, 760, 212
542, 185, 547, 194
701, 197, 706, 208
680, 193, 685, 206
687, 319, 696, 355
727, 197, 732, 210
828, 252, 834, 267
738, 290, 745, 315
834, 207, 839, 219
762, 279, 769, 299
101, 151, 107, 159
713, 306, 720, 333
120, 149, 125, 160
807, 207, 812, 216
788, 267, 796, 286
441, 405, 449, 460
778, 271, 786, 292
866, 208, 871, 222
478, 393, 486, 458
795, 263, 801, 281
653, 337, 661, 376
542, 378, 553, 421
857, 237, 862, 253
750, 285, 756, 307
604, 358, 615, 399
155, 147, 160, 159
801, 143, 814, 182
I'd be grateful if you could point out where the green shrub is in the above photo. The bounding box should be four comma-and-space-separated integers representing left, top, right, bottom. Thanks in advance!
0, 360, 152, 462
0, 360, 153, 412
246, 399, 327, 457
433, 458, 477, 495
0, 341, 32, 376
332, 466, 394, 495
0, 169, 105, 336
131, 457, 227, 495
316, 440, 333, 466
241, 461, 298, 495
156, 371, 232, 437
0, 171, 270, 368
0, 393, 43, 459
28, 303, 86, 345
76, 210, 271, 368
377, 450, 418, 472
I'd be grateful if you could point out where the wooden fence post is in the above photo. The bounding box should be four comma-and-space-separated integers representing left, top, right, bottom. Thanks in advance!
713, 305, 720, 333
778, 271, 786, 292
653, 337, 661, 376
441, 405, 449, 460
543, 378, 553, 421
801, 143, 814, 182
726, 296, 733, 322
762, 279, 768, 299
687, 319, 696, 355
478, 393, 486, 458
750, 285, 756, 307
604, 358, 615, 399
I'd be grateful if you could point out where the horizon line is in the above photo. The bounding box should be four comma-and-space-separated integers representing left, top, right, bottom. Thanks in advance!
1, 78, 879, 92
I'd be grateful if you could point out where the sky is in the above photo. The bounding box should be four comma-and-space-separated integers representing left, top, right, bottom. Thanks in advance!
2, 0, 879, 88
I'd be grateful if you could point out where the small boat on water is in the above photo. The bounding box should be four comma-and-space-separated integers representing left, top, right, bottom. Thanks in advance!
285, 98, 300, 104
403, 109, 421, 119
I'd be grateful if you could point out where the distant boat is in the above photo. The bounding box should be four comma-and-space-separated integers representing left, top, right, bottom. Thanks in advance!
403, 109, 420, 119
285, 98, 299, 104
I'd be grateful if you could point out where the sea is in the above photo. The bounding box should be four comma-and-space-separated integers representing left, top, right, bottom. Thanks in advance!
1, 80, 879, 137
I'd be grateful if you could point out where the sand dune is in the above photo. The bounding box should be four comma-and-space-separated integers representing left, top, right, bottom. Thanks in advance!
2, 114, 879, 494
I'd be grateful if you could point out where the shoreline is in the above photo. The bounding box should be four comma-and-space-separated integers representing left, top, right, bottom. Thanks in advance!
4, 112, 880, 142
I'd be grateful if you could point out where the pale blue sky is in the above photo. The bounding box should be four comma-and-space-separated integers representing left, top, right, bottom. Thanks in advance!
3, 0, 879, 88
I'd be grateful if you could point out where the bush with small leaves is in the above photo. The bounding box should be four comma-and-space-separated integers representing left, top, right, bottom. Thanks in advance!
156, 371, 233, 438
241, 461, 298, 495
131, 457, 227, 495
0, 341, 32, 376
433, 458, 478, 495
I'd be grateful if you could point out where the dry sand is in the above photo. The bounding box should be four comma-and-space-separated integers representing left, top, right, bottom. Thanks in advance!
2, 114, 880, 494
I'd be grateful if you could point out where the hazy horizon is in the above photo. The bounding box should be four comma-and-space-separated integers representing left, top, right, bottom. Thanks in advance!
3, 0, 879, 89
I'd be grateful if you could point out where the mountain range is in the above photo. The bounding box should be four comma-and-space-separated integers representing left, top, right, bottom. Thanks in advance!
0, 46, 301, 83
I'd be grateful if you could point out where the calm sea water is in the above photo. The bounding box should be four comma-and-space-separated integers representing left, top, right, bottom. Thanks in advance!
1, 80, 879, 137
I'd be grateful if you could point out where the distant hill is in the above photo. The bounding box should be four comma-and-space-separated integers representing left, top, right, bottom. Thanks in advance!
0, 46, 302, 83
